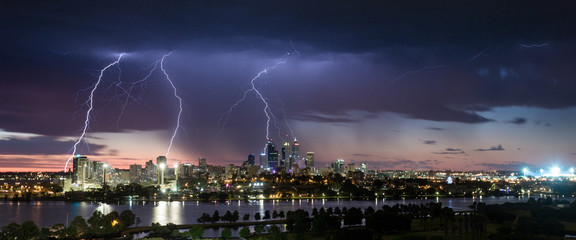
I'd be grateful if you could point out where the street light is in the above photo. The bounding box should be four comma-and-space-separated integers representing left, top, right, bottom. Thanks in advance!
523, 168, 528, 178
174, 163, 179, 191
159, 163, 166, 185
103, 163, 108, 187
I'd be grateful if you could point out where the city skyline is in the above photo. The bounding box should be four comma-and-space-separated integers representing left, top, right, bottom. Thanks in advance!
1, 1, 576, 172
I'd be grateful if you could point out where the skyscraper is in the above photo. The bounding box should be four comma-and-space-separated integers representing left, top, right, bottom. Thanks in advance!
332, 158, 344, 173
198, 158, 207, 172
281, 141, 290, 168
306, 152, 315, 169
260, 151, 267, 168
157, 156, 167, 166
267, 139, 278, 169
291, 138, 300, 165
72, 155, 90, 189
247, 154, 255, 166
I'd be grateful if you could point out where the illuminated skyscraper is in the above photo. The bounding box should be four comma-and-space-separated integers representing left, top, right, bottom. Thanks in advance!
157, 156, 167, 166
267, 139, 278, 168
72, 155, 90, 190
198, 158, 207, 172
306, 152, 315, 169
291, 138, 300, 165
332, 158, 344, 173
281, 141, 290, 168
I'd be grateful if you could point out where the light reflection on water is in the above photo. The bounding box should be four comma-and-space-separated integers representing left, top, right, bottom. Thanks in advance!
1, 195, 573, 229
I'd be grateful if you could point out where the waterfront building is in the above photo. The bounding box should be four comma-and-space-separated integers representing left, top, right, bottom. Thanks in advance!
247, 154, 255, 166
198, 158, 207, 172
267, 139, 279, 169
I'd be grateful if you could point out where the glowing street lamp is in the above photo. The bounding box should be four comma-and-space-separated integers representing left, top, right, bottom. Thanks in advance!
103, 163, 108, 187
174, 163, 179, 191
551, 167, 561, 176
523, 168, 528, 178
159, 163, 166, 185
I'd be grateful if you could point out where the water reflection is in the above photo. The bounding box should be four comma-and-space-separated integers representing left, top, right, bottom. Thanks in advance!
2, 196, 574, 228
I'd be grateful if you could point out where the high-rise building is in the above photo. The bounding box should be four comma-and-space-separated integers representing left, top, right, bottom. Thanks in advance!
72, 155, 91, 189
247, 154, 255, 166
267, 139, 279, 168
360, 163, 367, 173
281, 141, 290, 168
306, 152, 315, 169
332, 158, 344, 174
260, 151, 267, 168
198, 158, 207, 172
144, 160, 156, 177
129, 164, 142, 183
157, 156, 167, 166
291, 138, 300, 164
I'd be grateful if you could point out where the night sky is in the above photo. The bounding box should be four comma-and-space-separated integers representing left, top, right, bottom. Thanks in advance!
1, 1, 576, 172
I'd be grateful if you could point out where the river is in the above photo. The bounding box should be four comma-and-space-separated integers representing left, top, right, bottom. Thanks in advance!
3, 195, 573, 229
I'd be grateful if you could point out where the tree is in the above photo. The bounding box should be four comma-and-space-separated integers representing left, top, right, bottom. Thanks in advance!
69, 216, 88, 238
233, 210, 240, 222
119, 210, 136, 227
279, 210, 285, 218
243, 213, 250, 221
223, 210, 233, 222
344, 207, 363, 226
255, 212, 261, 220
286, 209, 310, 234
220, 228, 232, 239
263, 210, 271, 219
189, 226, 204, 239
212, 210, 220, 222
239, 227, 251, 239
254, 224, 265, 235
269, 225, 283, 240
273, 210, 279, 219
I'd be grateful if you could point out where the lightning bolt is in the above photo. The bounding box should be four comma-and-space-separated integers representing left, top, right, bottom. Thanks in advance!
519, 42, 552, 48
160, 52, 182, 158
218, 59, 286, 141
65, 54, 124, 171
116, 60, 159, 128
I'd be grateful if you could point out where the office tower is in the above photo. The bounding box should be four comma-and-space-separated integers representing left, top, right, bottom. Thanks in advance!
291, 138, 300, 163
267, 139, 278, 168
181, 163, 194, 176
72, 155, 90, 189
129, 164, 142, 183
144, 160, 156, 177
306, 152, 315, 169
247, 154, 255, 166
198, 158, 207, 172
260, 151, 267, 168
281, 141, 290, 168
360, 163, 367, 173
157, 156, 167, 166
332, 158, 344, 174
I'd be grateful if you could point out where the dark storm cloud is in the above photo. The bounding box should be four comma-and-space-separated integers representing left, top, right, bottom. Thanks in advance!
475, 161, 536, 171
352, 153, 372, 158
379, 158, 442, 170
475, 144, 505, 152
2, 1, 576, 167
434, 148, 466, 155
0, 136, 107, 155
420, 139, 437, 145
509, 117, 527, 125
426, 127, 445, 131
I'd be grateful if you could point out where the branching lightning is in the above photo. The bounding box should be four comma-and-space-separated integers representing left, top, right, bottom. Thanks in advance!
116, 61, 159, 128
218, 59, 287, 141
519, 42, 552, 48
65, 54, 124, 171
160, 52, 182, 157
